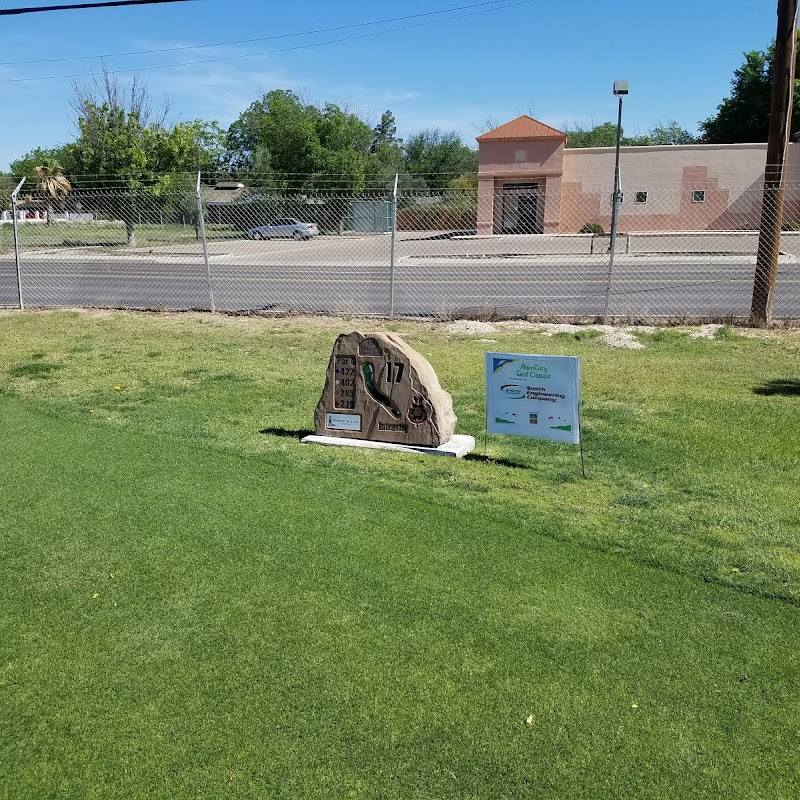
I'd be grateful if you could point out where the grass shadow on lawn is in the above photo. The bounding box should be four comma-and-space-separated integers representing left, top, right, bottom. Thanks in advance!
9, 360, 65, 378
260, 426, 314, 440
463, 452, 531, 470
752, 378, 800, 396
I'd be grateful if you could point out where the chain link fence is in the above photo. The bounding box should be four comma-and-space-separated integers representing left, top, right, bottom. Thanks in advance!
1, 176, 799, 322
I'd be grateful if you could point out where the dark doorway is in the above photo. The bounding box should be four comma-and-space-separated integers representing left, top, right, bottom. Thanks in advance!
501, 183, 542, 234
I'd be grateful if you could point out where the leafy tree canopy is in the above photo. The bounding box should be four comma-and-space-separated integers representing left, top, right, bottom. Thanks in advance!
53, 71, 225, 190
371, 110, 402, 153
10, 146, 73, 178
50, 71, 226, 244
225, 90, 379, 193
637, 122, 699, 146
224, 92, 477, 192
700, 33, 800, 143
564, 121, 698, 148
402, 128, 478, 188
565, 122, 619, 148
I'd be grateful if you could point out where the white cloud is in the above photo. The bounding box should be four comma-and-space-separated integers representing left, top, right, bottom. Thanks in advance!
137, 46, 308, 124
323, 85, 421, 105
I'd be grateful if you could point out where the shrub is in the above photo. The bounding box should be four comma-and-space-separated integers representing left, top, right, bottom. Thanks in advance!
780, 220, 800, 232
714, 324, 736, 340
579, 222, 605, 234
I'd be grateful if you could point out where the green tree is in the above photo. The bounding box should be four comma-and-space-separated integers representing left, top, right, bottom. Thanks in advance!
366, 110, 405, 189
640, 122, 698, 146
224, 97, 269, 174
0, 174, 15, 212
701, 34, 800, 143
10, 146, 72, 178
565, 121, 698, 148
149, 120, 227, 177
316, 102, 373, 193
33, 160, 71, 225
257, 90, 323, 184
65, 71, 224, 245
371, 110, 402, 152
565, 121, 619, 148
225, 90, 377, 195
402, 129, 478, 190
145, 121, 226, 237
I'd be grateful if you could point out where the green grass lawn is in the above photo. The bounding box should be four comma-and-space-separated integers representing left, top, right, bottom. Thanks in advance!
0, 222, 241, 252
1, 310, 799, 798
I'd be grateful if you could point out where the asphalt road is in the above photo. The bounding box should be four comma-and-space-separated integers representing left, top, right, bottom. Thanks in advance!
1, 236, 798, 319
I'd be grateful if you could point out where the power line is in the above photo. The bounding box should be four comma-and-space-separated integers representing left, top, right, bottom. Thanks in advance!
5, 0, 536, 83
1, 0, 510, 65
0, 0, 191, 15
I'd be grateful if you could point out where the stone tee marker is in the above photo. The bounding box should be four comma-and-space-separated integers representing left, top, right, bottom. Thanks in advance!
302, 332, 473, 457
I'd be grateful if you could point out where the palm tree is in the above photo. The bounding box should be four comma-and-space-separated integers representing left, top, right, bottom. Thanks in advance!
34, 162, 71, 225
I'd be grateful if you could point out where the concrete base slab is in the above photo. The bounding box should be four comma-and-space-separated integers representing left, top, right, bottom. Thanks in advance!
301, 433, 476, 458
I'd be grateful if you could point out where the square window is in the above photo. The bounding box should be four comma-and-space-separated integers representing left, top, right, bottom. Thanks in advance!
635, 191, 648, 204
515, 149, 527, 162
692, 190, 706, 203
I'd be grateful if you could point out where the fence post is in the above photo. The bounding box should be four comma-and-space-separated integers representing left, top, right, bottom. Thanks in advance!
11, 177, 26, 310
196, 172, 216, 313
388, 174, 398, 319
602, 189, 622, 324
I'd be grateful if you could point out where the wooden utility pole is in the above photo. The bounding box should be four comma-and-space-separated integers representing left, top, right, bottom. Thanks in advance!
751, 0, 799, 323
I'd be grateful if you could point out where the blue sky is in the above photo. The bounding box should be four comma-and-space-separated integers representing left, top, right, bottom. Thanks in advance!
0, 0, 774, 172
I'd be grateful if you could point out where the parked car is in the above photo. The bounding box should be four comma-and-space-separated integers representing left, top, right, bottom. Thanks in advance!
246, 218, 319, 240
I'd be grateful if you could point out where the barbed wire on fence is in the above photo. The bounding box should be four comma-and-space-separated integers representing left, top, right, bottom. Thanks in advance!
1, 178, 798, 322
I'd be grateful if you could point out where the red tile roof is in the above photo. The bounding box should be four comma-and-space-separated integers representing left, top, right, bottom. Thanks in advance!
476, 115, 567, 142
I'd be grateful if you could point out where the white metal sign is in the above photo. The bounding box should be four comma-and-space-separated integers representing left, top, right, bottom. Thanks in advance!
486, 353, 581, 444
325, 413, 362, 431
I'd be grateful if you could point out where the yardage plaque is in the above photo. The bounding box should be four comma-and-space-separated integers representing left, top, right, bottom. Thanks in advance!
334, 355, 356, 410
314, 332, 457, 446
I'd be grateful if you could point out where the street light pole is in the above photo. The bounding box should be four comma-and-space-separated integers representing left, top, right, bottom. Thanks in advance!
603, 80, 628, 324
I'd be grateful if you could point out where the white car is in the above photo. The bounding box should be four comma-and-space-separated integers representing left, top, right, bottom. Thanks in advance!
246, 218, 319, 240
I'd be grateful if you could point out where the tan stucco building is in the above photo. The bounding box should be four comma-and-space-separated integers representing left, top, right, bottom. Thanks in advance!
476, 115, 795, 235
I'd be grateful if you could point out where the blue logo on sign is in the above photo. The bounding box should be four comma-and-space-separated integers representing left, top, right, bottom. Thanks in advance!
500, 383, 524, 398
